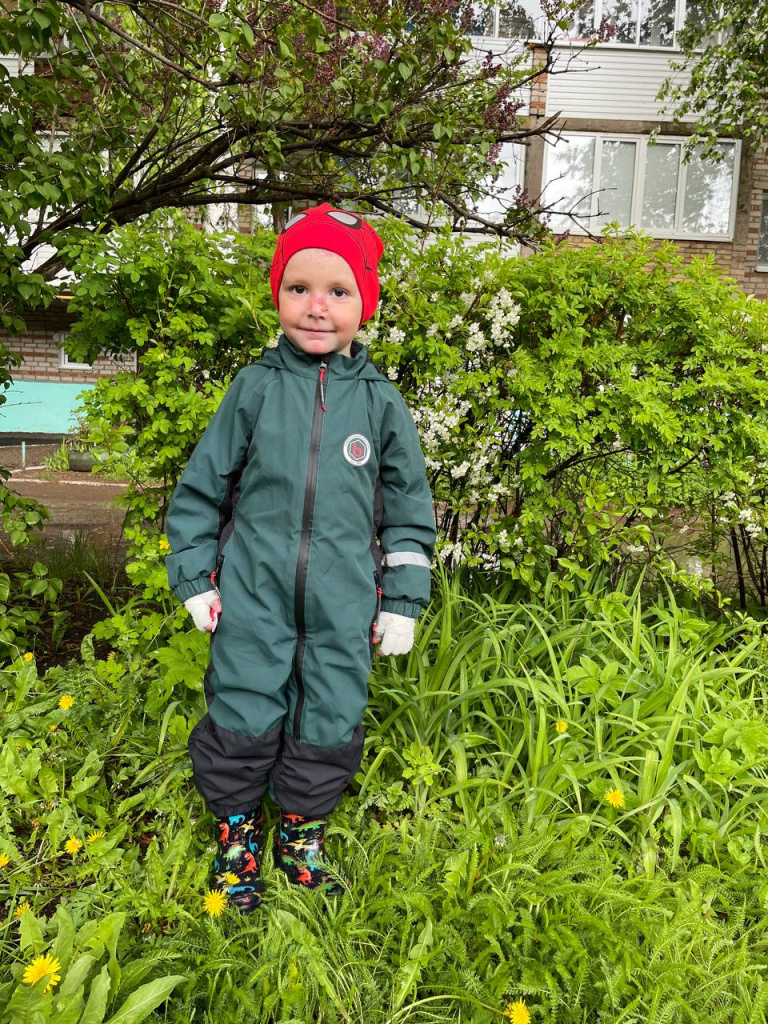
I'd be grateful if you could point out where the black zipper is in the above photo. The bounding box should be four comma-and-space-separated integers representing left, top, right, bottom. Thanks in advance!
292, 358, 328, 742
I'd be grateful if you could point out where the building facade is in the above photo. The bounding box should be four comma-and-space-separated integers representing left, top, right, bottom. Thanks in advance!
2, 3, 762, 432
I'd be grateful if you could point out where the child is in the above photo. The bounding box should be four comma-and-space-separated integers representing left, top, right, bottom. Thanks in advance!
165, 204, 436, 912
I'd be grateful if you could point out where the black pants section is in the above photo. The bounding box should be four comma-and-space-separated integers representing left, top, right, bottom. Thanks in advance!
271, 725, 366, 817
187, 715, 283, 818
189, 668, 366, 818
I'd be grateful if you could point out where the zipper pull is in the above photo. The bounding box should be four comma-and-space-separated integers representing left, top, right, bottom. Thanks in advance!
319, 361, 327, 412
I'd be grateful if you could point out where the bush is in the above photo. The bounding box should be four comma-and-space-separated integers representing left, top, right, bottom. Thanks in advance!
66, 213, 768, 604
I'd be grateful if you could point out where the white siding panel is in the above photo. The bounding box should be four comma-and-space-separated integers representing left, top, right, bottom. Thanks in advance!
0, 53, 19, 77
546, 47, 694, 122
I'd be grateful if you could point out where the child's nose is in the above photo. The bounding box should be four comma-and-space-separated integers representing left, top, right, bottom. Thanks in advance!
309, 293, 327, 314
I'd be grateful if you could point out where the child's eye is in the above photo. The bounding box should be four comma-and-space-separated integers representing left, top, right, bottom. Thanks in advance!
289, 285, 307, 294
332, 288, 348, 298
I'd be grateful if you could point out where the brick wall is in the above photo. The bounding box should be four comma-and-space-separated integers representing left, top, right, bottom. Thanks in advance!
2, 309, 136, 384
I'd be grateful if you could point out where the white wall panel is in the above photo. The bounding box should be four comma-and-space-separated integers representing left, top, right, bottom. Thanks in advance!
546, 46, 694, 122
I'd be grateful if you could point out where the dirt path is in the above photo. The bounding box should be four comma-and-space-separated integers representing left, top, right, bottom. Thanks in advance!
6, 464, 129, 554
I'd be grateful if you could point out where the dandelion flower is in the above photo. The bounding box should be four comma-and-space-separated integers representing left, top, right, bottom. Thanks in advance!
49, 724, 57, 732
159, 538, 170, 552
223, 872, 240, 886
203, 889, 228, 916
554, 719, 568, 734
22, 952, 62, 994
15, 901, 31, 919
504, 1000, 531, 1024
64, 836, 82, 855
86, 830, 104, 845
0, 853, 10, 868
23, 652, 34, 662
58, 695, 74, 711
605, 787, 625, 810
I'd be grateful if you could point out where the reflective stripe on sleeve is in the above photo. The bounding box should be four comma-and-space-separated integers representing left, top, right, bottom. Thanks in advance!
383, 551, 432, 569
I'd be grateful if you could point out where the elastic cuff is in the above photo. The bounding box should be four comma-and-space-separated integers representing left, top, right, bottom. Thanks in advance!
174, 575, 214, 602
380, 598, 420, 618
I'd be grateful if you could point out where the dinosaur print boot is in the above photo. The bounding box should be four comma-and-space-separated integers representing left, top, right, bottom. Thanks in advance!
275, 812, 345, 895
213, 805, 265, 912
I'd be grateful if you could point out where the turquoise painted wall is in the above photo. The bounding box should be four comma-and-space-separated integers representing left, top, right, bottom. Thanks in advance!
0, 381, 94, 434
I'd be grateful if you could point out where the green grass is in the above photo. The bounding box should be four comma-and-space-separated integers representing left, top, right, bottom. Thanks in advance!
1, 567, 767, 1022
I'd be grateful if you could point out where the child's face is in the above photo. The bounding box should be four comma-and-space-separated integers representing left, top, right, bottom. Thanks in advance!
278, 248, 363, 358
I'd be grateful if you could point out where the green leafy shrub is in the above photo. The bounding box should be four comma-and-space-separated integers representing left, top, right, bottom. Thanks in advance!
65, 214, 768, 603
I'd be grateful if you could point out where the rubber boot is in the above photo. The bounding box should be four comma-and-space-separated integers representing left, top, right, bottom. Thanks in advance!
213, 805, 265, 912
275, 811, 345, 895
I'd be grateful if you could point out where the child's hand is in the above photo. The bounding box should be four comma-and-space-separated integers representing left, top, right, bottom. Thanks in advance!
183, 590, 222, 632
373, 611, 415, 656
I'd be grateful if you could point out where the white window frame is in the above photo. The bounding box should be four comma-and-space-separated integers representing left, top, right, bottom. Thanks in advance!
56, 331, 93, 370
541, 132, 741, 242
467, 0, 723, 51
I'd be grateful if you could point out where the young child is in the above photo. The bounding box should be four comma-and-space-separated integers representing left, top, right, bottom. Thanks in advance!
165, 204, 436, 912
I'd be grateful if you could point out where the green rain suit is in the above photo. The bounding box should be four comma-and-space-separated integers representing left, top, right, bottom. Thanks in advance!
166, 335, 436, 818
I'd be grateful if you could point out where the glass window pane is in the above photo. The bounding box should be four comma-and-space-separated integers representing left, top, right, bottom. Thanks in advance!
498, 0, 542, 38
474, 143, 524, 220
758, 194, 768, 266
597, 140, 636, 228
639, 0, 675, 45
642, 143, 680, 230
603, 0, 638, 42
564, 1, 596, 39
682, 142, 735, 235
466, 3, 495, 34
543, 135, 596, 232
683, 0, 720, 46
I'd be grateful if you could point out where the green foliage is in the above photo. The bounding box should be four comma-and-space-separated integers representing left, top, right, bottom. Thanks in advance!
1, 904, 186, 1024
658, 0, 768, 157
1, 570, 768, 1021
0, 0, 576, 321
70, 214, 768, 603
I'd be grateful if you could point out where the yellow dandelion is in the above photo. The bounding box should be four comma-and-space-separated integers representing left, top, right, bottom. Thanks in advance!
0, 853, 10, 869
554, 719, 568, 734
223, 871, 240, 886
503, 1000, 531, 1024
22, 952, 62, 995
58, 695, 74, 711
23, 652, 34, 662
49, 724, 57, 732
159, 538, 170, 552
14, 901, 31, 919
86, 830, 104, 844
605, 787, 625, 810
64, 836, 82, 855
203, 888, 228, 916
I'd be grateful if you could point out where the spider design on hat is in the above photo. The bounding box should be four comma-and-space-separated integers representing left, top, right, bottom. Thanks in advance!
270, 203, 384, 325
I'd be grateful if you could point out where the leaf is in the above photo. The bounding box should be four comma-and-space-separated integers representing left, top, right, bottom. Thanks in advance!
79, 965, 111, 1024
50, 906, 77, 975
19, 909, 45, 954
101, 976, 187, 1024
57, 954, 97, 999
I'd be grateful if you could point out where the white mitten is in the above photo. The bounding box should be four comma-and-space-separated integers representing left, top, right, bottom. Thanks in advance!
183, 589, 222, 632
373, 611, 416, 656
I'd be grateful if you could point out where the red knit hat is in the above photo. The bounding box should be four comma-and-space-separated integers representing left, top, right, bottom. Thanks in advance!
270, 204, 385, 326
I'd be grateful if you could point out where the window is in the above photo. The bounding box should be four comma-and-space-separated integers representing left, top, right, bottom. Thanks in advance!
467, 0, 720, 47
541, 134, 739, 239
758, 194, 768, 271
57, 332, 92, 370
472, 143, 526, 222
465, 1, 546, 39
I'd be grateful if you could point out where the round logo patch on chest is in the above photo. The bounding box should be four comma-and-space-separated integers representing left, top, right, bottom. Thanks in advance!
343, 434, 371, 466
